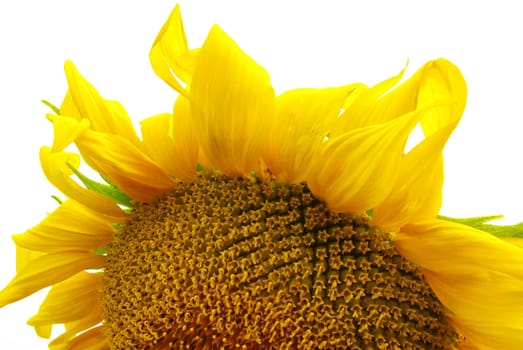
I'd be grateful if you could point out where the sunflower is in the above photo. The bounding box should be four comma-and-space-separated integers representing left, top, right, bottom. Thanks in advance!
1, 4, 523, 350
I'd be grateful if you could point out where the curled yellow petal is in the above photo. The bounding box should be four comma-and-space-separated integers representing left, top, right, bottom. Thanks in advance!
150, 4, 196, 96
336, 59, 466, 139
190, 25, 275, 176
0, 250, 105, 307
415, 59, 467, 136
48, 114, 90, 152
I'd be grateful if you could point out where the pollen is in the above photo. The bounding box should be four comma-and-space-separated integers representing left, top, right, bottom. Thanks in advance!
102, 173, 458, 349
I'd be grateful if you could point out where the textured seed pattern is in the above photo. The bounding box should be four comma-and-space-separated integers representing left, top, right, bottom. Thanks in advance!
103, 173, 458, 349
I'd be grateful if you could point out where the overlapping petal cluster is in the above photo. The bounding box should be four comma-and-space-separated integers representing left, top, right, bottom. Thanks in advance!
1, 4, 522, 349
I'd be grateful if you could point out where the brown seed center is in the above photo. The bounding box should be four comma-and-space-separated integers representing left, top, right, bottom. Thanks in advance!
103, 173, 457, 349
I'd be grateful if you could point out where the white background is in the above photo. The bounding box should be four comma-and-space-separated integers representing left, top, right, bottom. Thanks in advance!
1, 1, 522, 348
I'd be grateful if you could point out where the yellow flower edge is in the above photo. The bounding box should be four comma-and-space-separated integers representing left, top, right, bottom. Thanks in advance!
0, 4, 522, 349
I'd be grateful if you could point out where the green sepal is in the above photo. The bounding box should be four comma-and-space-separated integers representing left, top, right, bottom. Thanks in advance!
93, 246, 108, 255
67, 163, 133, 207
51, 195, 63, 205
439, 214, 523, 238
41, 100, 60, 115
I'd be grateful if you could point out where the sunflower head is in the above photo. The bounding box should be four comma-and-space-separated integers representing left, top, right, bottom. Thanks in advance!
1, 4, 523, 350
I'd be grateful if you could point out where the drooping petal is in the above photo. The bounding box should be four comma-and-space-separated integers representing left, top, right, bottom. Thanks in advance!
0, 250, 105, 307
63, 61, 141, 146
28, 272, 102, 326
39, 147, 127, 221
395, 220, 523, 349
140, 96, 198, 180
307, 109, 421, 213
150, 4, 197, 96
75, 129, 176, 202
190, 25, 275, 176
264, 84, 365, 183
13, 200, 113, 252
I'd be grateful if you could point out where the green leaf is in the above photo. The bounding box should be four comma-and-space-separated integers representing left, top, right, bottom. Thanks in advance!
41, 100, 60, 114
439, 214, 523, 238
67, 163, 133, 207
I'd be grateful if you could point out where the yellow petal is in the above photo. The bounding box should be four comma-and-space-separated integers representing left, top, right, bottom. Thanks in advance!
190, 25, 275, 176
503, 237, 523, 249
16, 245, 43, 273
395, 220, 523, 279
140, 96, 198, 180
76, 129, 176, 202
63, 61, 141, 146
264, 84, 365, 183
48, 114, 90, 152
34, 325, 52, 339
59, 89, 81, 120
150, 4, 196, 96
0, 250, 105, 307
307, 110, 420, 213
450, 317, 523, 350
50, 326, 108, 350
49, 307, 103, 348
39, 147, 127, 221
13, 200, 113, 252
373, 124, 454, 231
333, 64, 405, 133
395, 220, 523, 348
66, 326, 108, 350
28, 272, 102, 326
427, 269, 523, 324
415, 59, 467, 136
336, 59, 466, 139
